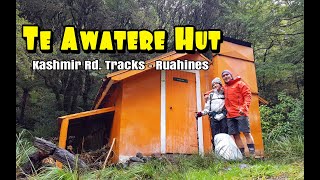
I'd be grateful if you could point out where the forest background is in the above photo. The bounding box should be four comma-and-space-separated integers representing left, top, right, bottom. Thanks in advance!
16, 0, 304, 154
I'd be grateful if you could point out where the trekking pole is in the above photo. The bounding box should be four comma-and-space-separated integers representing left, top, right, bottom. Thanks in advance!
195, 114, 200, 153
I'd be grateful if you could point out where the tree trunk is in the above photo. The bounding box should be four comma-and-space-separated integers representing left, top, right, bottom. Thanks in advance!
295, 74, 300, 93
63, 72, 75, 113
20, 150, 49, 175
82, 71, 92, 110
34, 137, 88, 169
71, 72, 83, 113
19, 88, 29, 125
19, 137, 88, 176
55, 91, 63, 110
52, 148, 87, 169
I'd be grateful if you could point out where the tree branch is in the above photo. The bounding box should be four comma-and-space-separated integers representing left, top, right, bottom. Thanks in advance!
263, 40, 274, 62
280, 18, 303, 27
270, 32, 304, 36
281, 15, 303, 21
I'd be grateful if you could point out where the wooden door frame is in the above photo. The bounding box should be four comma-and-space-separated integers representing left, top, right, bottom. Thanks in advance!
160, 70, 204, 155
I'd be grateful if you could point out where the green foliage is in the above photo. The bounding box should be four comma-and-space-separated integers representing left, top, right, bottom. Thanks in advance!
260, 91, 304, 140
29, 166, 79, 180
16, 133, 303, 179
17, 0, 303, 144
19, 87, 69, 138
221, 0, 304, 103
25, 153, 303, 179
16, 6, 33, 79
264, 135, 304, 163
16, 130, 36, 169
16, 1, 304, 179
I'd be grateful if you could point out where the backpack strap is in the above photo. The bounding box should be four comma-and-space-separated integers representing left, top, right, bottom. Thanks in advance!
209, 93, 212, 112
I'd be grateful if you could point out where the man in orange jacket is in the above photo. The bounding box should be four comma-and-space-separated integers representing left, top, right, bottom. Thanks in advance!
221, 69, 255, 157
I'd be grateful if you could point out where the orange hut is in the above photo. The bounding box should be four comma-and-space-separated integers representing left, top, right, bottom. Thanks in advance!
57, 37, 264, 163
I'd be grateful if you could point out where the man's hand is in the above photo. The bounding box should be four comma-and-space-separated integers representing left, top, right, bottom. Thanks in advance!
195, 112, 202, 118
239, 108, 244, 115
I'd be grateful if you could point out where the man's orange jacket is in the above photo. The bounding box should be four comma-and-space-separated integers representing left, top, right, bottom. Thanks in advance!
223, 76, 251, 118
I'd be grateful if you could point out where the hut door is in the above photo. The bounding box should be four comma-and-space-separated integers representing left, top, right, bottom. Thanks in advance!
166, 70, 198, 153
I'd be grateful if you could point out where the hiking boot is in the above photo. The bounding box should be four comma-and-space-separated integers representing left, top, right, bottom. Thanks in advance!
248, 150, 255, 157
239, 148, 246, 158
247, 144, 255, 157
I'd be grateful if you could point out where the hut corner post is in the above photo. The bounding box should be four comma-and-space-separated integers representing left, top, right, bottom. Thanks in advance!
56, 118, 69, 168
